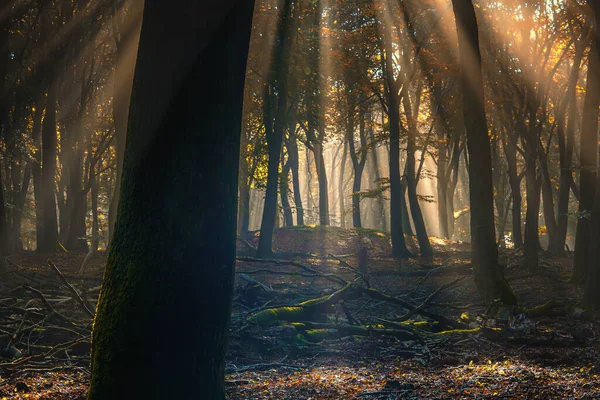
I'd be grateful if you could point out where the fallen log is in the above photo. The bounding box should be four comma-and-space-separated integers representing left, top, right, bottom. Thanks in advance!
248, 283, 355, 327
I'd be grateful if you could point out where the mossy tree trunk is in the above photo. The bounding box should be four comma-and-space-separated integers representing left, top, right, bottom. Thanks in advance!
108, 0, 142, 246
88, 1, 254, 399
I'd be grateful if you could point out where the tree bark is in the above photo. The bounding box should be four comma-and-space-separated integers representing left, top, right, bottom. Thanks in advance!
280, 159, 293, 227
287, 132, 304, 226
256, 0, 293, 258
367, 128, 386, 231
339, 140, 348, 228
88, 1, 254, 398
554, 38, 584, 255
108, 0, 143, 246
572, 43, 599, 284
402, 91, 433, 255
381, 6, 409, 257
38, 84, 59, 253
451, 0, 517, 304
522, 152, 540, 272
582, 1, 600, 308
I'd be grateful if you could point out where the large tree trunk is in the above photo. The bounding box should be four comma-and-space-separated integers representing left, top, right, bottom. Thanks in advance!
572, 43, 600, 284
88, 1, 254, 399
451, 0, 517, 304
108, 0, 143, 246
38, 84, 59, 253
582, 1, 600, 308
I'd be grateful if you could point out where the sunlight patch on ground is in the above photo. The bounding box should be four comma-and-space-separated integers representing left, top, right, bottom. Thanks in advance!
226, 359, 600, 399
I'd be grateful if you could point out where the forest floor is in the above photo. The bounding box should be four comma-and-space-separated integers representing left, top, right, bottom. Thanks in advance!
0, 226, 599, 399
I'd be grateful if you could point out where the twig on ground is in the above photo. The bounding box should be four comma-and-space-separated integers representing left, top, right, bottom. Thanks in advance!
47, 260, 94, 318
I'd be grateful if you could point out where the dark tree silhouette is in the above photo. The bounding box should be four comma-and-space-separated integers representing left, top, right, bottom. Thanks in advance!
451, 0, 517, 304
88, 1, 255, 398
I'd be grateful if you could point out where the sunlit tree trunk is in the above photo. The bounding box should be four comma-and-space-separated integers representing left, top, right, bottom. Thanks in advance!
313, 139, 329, 226
572, 42, 600, 283
336, 141, 346, 228
88, 1, 254, 398
502, 127, 523, 248
348, 105, 368, 228
108, 0, 142, 246
238, 154, 251, 234
280, 158, 293, 227
379, 7, 409, 257
451, 0, 517, 304
367, 128, 386, 232
287, 128, 304, 226
402, 92, 433, 256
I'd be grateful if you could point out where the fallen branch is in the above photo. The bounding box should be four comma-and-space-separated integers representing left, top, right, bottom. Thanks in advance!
396, 277, 466, 322
248, 283, 355, 326
47, 260, 94, 318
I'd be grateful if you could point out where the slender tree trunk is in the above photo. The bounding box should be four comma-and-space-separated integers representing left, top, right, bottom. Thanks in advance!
538, 147, 556, 249
368, 129, 386, 231
66, 145, 89, 253
554, 41, 584, 255
338, 141, 348, 228
280, 161, 293, 227
572, 43, 600, 284
237, 158, 251, 234
38, 84, 59, 253
257, 0, 293, 258
503, 131, 523, 248
88, 1, 254, 398
380, 10, 409, 256
314, 141, 329, 226
287, 134, 304, 226
522, 152, 540, 272
403, 93, 433, 255
451, 0, 517, 304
